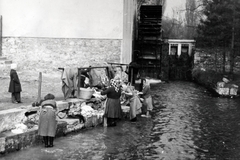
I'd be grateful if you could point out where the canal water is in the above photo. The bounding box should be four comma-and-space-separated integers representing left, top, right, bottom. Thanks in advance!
1, 81, 240, 160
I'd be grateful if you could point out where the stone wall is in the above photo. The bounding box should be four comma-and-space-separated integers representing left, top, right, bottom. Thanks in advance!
2, 37, 122, 75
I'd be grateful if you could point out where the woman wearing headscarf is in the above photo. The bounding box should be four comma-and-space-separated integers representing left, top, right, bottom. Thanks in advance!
38, 93, 57, 147
8, 63, 22, 103
100, 79, 122, 126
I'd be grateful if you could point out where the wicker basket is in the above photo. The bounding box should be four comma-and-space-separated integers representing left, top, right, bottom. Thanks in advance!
79, 88, 94, 100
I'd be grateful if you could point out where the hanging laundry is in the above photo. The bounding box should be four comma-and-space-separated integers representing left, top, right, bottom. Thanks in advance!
107, 65, 115, 80
61, 68, 78, 99
79, 69, 91, 88
88, 69, 103, 88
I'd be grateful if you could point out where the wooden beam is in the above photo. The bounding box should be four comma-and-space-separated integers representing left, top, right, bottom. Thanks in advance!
107, 62, 128, 66
37, 72, 42, 103
0, 15, 2, 56
77, 69, 81, 99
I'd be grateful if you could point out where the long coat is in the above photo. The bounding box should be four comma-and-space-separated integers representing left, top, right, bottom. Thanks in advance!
8, 69, 22, 93
38, 99, 57, 137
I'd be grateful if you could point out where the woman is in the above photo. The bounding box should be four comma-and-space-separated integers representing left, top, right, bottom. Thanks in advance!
139, 79, 153, 118
122, 83, 142, 122
100, 79, 122, 127
8, 63, 22, 103
38, 93, 57, 147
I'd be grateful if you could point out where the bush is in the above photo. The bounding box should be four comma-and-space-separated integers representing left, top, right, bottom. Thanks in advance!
192, 67, 223, 89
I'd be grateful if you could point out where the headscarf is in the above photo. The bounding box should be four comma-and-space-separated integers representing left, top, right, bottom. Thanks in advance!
11, 63, 18, 70
110, 79, 120, 92
41, 93, 56, 109
44, 93, 55, 100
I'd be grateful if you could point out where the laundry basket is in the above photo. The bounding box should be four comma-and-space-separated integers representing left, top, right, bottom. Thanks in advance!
79, 88, 94, 100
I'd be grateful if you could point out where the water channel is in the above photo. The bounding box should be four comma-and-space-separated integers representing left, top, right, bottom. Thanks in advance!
1, 81, 240, 160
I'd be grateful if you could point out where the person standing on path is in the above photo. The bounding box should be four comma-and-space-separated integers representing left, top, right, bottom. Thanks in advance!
100, 79, 122, 127
38, 93, 57, 148
139, 79, 153, 118
8, 63, 22, 103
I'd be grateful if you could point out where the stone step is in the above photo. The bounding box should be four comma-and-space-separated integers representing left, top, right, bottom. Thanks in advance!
0, 57, 7, 61
4, 60, 12, 64
0, 60, 12, 65
0, 108, 28, 133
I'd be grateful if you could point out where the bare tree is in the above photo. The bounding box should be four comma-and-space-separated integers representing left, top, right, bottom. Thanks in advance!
185, 0, 198, 39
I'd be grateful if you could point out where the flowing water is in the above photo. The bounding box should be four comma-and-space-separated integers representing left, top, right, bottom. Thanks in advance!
1, 81, 240, 160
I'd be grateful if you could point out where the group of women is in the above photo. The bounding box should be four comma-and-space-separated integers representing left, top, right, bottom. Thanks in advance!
100, 78, 153, 127
37, 78, 153, 148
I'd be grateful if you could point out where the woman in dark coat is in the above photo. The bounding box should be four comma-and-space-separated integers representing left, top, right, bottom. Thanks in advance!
8, 64, 22, 103
101, 79, 122, 127
38, 93, 57, 147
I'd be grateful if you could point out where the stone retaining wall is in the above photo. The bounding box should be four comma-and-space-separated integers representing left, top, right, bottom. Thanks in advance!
0, 102, 130, 155
2, 37, 122, 75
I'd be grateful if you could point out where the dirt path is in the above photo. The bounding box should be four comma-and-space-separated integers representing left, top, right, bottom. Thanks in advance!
0, 71, 64, 111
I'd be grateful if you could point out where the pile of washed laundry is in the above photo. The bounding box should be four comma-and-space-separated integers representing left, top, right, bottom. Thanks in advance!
13, 66, 128, 133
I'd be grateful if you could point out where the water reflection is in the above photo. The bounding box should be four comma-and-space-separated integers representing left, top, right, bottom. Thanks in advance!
150, 81, 240, 160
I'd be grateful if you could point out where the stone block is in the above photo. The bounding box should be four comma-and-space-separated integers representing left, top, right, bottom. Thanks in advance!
65, 123, 85, 134
96, 112, 104, 124
230, 87, 238, 96
216, 85, 238, 96
56, 101, 69, 112
0, 57, 7, 60
0, 137, 6, 154
84, 116, 93, 128
216, 87, 229, 96
55, 121, 68, 137
4, 60, 12, 64
92, 114, 98, 127
74, 123, 85, 131
58, 118, 79, 126
0, 108, 27, 133
3, 129, 40, 154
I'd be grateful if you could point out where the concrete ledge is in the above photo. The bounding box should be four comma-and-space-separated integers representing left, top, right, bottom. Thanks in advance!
0, 108, 27, 133
0, 121, 68, 154
0, 102, 130, 155
0, 112, 104, 155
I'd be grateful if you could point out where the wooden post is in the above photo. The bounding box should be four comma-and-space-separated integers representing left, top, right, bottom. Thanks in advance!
37, 72, 42, 103
0, 15, 2, 56
106, 67, 110, 79
131, 67, 134, 85
77, 69, 82, 99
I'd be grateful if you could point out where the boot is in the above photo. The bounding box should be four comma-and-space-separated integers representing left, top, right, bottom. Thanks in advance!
49, 137, 54, 147
43, 136, 48, 148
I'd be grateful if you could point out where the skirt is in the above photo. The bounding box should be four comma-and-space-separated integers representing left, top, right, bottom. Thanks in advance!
129, 96, 142, 120
144, 96, 153, 111
38, 108, 57, 137
104, 98, 122, 119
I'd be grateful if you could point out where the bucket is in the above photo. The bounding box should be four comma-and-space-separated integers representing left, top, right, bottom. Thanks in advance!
79, 88, 94, 100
